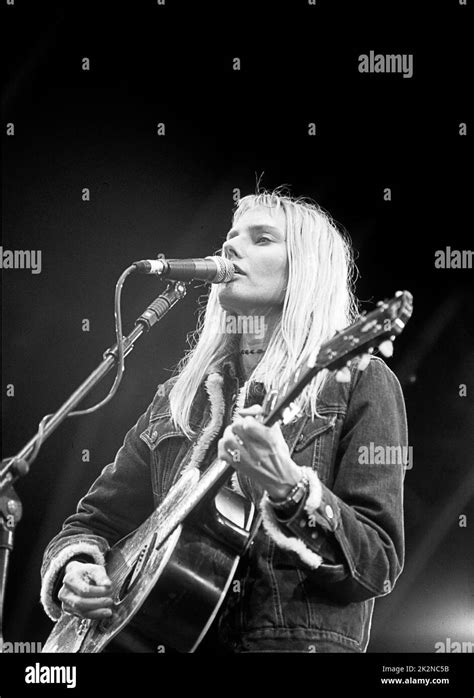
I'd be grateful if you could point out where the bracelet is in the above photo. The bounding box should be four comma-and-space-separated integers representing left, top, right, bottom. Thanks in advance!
269, 475, 309, 515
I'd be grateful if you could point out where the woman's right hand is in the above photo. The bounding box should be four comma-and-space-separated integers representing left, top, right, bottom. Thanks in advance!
58, 561, 114, 620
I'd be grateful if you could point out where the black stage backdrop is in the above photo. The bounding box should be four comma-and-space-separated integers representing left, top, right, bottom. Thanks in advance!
1, 0, 473, 683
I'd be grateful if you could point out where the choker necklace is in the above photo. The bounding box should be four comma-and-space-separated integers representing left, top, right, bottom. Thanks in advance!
239, 348, 265, 355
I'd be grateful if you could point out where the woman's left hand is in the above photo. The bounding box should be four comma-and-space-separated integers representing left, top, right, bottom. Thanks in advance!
217, 404, 302, 500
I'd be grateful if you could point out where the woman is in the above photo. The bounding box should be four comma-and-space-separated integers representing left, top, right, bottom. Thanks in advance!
41, 189, 407, 653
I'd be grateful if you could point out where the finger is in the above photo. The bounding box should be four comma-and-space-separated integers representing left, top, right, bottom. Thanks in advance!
60, 592, 115, 612
63, 570, 113, 598
237, 404, 263, 416
221, 423, 248, 450
62, 603, 113, 620
84, 565, 112, 588
222, 423, 237, 441
59, 584, 114, 608
66, 562, 112, 588
218, 434, 248, 465
80, 608, 113, 620
224, 422, 245, 446
63, 577, 114, 598
233, 416, 268, 442
223, 436, 247, 460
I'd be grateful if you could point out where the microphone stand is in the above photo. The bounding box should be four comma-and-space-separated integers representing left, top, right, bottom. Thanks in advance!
0, 281, 187, 650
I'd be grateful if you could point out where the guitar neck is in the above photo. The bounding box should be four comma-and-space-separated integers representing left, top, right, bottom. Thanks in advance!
179, 457, 234, 512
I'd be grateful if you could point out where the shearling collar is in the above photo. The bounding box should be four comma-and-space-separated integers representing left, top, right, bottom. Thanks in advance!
179, 354, 306, 502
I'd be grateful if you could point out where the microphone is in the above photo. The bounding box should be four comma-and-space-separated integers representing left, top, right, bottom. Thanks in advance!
132, 256, 235, 283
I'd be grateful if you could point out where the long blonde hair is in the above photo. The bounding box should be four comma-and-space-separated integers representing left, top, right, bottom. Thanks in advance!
169, 188, 359, 438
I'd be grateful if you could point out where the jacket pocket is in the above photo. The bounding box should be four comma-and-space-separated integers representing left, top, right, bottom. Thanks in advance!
139, 413, 188, 501
292, 414, 337, 483
293, 415, 336, 451
139, 412, 183, 451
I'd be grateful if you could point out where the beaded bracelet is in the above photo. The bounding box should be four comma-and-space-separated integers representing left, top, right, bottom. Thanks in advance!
268, 475, 310, 515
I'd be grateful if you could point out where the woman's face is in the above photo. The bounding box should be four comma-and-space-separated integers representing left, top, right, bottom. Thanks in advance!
218, 206, 288, 316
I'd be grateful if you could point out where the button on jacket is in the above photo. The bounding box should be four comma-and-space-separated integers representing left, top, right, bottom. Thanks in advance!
40, 355, 407, 653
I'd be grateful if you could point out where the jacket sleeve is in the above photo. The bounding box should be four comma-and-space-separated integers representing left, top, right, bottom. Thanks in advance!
260, 357, 407, 603
40, 381, 172, 620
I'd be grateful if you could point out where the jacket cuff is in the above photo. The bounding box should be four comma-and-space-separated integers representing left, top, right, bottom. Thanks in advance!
286, 468, 340, 535
40, 540, 107, 621
260, 467, 324, 570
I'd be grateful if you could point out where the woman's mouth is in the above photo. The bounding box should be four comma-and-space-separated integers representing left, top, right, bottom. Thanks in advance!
232, 263, 246, 276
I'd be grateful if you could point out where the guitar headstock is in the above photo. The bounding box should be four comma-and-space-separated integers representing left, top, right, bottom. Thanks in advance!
261, 290, 413, 427
312, 290, 413, 372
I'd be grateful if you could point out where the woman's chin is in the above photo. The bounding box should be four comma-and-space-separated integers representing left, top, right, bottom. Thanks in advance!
218, 286, 251, 314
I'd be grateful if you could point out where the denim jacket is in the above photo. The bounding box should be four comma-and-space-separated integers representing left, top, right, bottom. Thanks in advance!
40, 355, 407, 653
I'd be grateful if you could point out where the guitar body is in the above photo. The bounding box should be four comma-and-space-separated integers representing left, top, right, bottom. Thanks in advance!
43, 481, 255, 653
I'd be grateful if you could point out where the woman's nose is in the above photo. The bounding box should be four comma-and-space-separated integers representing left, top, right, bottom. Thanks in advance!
223, 240, 242, 260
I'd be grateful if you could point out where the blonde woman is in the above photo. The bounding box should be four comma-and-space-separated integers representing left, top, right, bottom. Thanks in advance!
41, 189, 407, 653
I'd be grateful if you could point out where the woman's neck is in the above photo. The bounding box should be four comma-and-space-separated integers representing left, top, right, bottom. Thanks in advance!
237, 312, 280, 382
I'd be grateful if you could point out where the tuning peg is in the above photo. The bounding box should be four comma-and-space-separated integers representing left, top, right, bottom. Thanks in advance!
378, 340, 394, 357
335, 366, 351, 383
357, 353, 372, 371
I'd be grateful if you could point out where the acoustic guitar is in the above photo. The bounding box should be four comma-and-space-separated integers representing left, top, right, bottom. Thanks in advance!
42, 290, 413, 653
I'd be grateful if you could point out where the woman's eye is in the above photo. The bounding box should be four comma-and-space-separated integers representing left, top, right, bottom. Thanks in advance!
256, 236, 271, 244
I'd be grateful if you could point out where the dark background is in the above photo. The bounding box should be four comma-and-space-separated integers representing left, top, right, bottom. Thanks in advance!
1, 0, 473, 654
